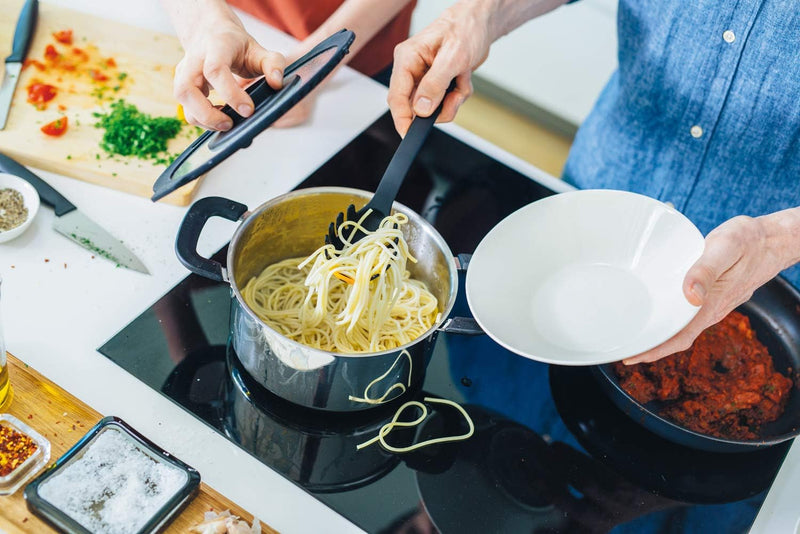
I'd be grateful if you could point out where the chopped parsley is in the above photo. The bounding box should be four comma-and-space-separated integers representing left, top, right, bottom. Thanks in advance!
69, 233, 119, 265
93, 100, 183, 165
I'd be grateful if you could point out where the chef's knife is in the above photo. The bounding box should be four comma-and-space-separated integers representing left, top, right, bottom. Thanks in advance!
0, 0, 38, 130
0, 153, 149, 274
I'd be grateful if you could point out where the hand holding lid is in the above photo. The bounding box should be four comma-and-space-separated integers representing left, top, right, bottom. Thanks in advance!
151, 30, 355, 201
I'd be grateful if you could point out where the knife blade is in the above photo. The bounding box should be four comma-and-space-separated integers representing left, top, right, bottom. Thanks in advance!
0, 0, 38, 130
0, 152, 149, 274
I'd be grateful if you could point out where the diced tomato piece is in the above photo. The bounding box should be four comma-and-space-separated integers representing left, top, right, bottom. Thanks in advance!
53, 29, 73, 45
72, 47, 88, 59
41, 116, 68, 136
44, 44, 59, 61
105, 57, 116, 68
23, 59, 46, 71
89, 69, 109, 82
27, 82, 58, 106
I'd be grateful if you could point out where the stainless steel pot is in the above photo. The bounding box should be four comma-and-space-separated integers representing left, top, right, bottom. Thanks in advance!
176, 187, 479, 411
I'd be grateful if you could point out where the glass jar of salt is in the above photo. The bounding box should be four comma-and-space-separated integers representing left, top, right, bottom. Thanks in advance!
0, 277, 11, 411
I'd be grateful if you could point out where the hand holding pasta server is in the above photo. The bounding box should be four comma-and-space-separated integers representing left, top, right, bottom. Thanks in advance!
324, 81, 456, 277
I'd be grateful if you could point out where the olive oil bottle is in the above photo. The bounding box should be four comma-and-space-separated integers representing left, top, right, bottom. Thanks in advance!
0, 278, 11, 410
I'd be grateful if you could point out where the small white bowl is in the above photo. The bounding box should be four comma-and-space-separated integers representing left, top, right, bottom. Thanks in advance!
0, 172, 40, 243
466, 189, 706, 366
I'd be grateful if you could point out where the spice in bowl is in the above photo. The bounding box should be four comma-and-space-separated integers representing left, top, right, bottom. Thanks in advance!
0, 422, 38, 475
0, 413, 51, 496
0, 188, 29, 232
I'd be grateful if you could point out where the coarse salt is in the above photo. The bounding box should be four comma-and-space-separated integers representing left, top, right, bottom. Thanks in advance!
38, 427, 188, 534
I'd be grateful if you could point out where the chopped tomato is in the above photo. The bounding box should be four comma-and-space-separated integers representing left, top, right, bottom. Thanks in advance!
41, 117, 68, 137
105, 57, 116, 68
44, 44, 59, 61
72, 47, 88, 59
27, 82, 58, 106
57, 104, 67, 112
89, 69, 108, 82
22, 59, 46, 71
53, 29, 73, 45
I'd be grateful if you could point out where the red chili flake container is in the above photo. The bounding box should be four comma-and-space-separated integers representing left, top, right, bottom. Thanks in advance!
0, 414, 51, 496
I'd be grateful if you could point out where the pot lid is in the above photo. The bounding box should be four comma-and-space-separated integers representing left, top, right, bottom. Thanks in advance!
151, 29, 355, 201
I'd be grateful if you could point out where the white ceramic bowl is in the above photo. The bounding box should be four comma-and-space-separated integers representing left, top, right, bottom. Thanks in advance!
466, 189, 705, 365
0, 173, 40, 243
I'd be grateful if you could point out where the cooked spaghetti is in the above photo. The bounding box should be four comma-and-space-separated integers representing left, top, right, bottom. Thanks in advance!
242, 211, 439, 353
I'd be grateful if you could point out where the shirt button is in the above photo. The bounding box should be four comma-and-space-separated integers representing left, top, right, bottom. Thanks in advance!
690, 125, 703, 138
723, 30, 736, 43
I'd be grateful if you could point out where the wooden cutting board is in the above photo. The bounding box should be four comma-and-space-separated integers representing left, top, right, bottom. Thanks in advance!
0, 353, 278, 533
0, 1, 201, 205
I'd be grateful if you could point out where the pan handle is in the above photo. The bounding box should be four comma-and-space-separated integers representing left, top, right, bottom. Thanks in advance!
455, 253, 472, 271
439, 253, 484, 335
439, 316, 484, 336
176, 196, 248, 282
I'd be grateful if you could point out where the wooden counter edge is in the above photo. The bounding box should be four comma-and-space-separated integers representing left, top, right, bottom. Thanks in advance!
0, 353, 278, 534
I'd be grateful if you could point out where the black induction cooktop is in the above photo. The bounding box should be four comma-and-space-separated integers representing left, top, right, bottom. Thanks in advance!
100, 113, 790, 534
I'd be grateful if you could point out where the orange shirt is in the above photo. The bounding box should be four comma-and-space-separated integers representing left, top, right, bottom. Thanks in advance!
228, 0, 415, 76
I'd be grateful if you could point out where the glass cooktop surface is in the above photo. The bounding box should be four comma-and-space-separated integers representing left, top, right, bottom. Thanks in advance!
100, 113, 790, 534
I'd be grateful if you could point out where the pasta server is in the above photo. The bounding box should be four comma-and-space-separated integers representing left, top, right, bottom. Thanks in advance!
325, 83, 454, 266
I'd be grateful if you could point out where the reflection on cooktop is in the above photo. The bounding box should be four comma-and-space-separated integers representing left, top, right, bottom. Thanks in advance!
225, 347, 407, 493
100, 113, 790, 534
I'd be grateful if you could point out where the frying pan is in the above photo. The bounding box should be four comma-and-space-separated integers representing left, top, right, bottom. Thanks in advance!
593, 275, 800, 453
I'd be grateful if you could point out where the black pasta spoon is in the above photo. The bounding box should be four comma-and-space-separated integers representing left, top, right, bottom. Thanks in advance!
325, 84, 455, 269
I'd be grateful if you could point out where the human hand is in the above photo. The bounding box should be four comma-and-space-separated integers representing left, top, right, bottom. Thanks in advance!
624, 209, 800, 365
267, 42, 322, 129
387, 0, 493, 136
386, 0, 569, 136
272, 95, 316, 128
170, 2, 285, 131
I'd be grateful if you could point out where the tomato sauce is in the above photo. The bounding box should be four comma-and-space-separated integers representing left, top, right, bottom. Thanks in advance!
614, 311, 795, 440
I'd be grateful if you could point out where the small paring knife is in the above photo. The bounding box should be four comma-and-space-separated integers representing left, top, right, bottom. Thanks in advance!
0, 0, 38, 130
0, 152, 149, 274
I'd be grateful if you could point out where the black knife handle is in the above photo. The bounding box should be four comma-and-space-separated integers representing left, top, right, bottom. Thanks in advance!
6, 0, 38, 63
0, 152, 76, 216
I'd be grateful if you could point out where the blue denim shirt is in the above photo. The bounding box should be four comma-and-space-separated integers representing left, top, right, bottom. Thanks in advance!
563, 0, 800, 288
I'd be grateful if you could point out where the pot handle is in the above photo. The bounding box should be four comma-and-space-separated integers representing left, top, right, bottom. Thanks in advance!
176, 196, 248, 282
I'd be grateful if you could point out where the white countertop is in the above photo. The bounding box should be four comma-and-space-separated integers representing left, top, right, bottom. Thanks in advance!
1, 1, 384, 532
1, 1, 796, 533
